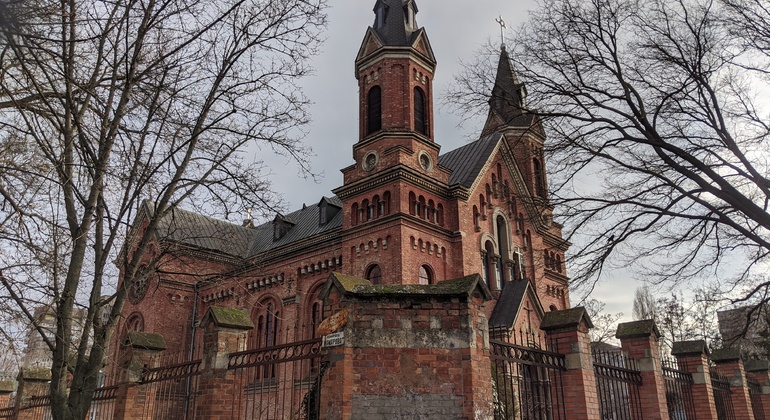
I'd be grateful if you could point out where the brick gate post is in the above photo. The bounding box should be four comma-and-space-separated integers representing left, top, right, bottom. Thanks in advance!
616, 320, 670, 420
112, 332, 166, 420
712, 348, 755, 420
672, 340, 719, 420
746, 360, 770, 419
0, 380, 14, 409
194, 306, 253, 420
540, 307, 601, 420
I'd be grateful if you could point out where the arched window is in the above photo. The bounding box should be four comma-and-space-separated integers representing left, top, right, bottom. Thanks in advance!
533, 158, 546, 198
367, 86, 382, 134
437, 204, 444, 226
483, 241, 496, 289
382, 191, 391, 215
351, 203, 359, 226
125, 313, 144, 333
414, 87, 427, 134
496, 215, 510, 285
418, 196, 426, 219
418, 265, 432, 285
362, 199, 370, 222
366, 264, 382, 284
409, 192, 417, 215
255, 302, 280, 349
473, 205, 480, 229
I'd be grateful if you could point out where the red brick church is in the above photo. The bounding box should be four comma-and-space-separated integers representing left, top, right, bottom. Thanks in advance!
115, 0, 570, 359
108, 1, 574, 417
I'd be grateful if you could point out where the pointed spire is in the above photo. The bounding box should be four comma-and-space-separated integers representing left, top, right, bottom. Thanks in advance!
489, 45, 529, 124
373, 0, 420, 46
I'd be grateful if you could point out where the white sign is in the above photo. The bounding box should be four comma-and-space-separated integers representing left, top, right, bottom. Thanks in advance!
322, 331, 345, 348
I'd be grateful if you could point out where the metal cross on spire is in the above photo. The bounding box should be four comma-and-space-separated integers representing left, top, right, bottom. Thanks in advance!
495, 15, 506, 47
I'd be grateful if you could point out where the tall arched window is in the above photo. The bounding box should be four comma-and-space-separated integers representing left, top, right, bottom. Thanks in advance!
496, 215, 510, 285
414, 87, 427, 134
418, 265, 432, 285
533, 158, 546, 198
483, 241, 496, 289
367, 86, 382, 134
366, 264, 382, 284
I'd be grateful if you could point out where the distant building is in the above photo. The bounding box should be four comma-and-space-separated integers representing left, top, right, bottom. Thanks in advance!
717, 305, 770, 357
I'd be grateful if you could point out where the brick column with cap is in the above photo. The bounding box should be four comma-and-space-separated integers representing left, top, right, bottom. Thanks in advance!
15, 368, 52, 420
672, 340, 718, 420
746, 360, 770, 419
540, 307, 600, 420
0, 379, 14, 409
112, 332, 167, 420
616, 320, 669, 420
195, 306, 253, 420
711, 348, 755, 420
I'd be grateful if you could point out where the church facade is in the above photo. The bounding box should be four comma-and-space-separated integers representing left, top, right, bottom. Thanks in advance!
113, 0, 570, 372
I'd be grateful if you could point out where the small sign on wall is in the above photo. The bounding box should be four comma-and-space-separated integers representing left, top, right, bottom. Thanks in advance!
322, 331, 345, 348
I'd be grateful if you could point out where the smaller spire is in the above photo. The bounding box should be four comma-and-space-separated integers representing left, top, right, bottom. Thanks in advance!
487, 45, 530, 128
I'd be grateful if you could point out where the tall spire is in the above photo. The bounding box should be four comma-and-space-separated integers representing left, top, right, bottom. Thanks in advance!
486, 45, 531, 129
373, 0, 420, 46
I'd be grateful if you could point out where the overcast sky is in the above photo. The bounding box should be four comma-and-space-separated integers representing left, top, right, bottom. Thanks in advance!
257, 0, 637, 317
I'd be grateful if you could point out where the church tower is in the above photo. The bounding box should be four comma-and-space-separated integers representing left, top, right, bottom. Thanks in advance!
335, 0, 457, 286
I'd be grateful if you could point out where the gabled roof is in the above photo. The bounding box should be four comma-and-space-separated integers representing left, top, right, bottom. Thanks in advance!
153, 205, 255, 258
438, 133, 502, 188
488, 280, 544, 330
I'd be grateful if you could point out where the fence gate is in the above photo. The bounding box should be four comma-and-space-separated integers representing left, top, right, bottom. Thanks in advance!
228, 338, 325, 420
592, 350, 643, 420
662, 358, 696, 420
489, 338, 567, 420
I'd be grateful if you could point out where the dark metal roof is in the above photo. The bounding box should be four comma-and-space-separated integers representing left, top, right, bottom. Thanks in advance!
372, 0, 420, 46
489, 280, 531, 329
248, 197, 343, 255
438, 133, 502, 188
488, 46, 534, 128
155, 207, 256, 258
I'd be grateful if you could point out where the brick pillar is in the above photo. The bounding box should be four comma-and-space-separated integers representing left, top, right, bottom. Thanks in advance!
540, 307, 601, 420
746, 360, 770, 420
318, 272, 494, 420
616, 320, 669, 420
195, 306, 253, 420
15, 368, 52, 420
112, 332, 167, 420
711, 348, 755, 420
672, 340, 718, 420
0, 380, 14, 408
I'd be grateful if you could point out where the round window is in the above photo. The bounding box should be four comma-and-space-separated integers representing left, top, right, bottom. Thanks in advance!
418, 152, 432, 171
363, 151, 378, 171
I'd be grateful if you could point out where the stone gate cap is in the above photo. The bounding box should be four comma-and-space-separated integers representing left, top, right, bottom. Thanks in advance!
615, 320, 660, 339
200, 306, 254, 330
19, 367, 51, 382
710, 347, 741, 362
745, 359, 770, 372
125, 332, 167, 351
671, 340, 709, 357
0, 380, 14, 393
540, 307, 593, 331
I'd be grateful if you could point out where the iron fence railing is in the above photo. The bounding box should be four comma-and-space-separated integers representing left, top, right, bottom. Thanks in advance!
228, 338, 325, 420
489, 338, 567, 420
749, 379, 766, 420
662, 358, 697, 420
592, 350, 643, 420
710, 370, 736, 420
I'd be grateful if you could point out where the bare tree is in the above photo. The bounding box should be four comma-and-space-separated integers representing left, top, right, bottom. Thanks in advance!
448, 0, 770, 302
584, 299, 624, 344
0, 0, 327, 418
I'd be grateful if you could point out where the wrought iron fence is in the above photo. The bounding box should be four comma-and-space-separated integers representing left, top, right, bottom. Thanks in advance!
228, 338, 325, 420
140, 359, 202, 420
0, 407, 12, 420
662, 358, 696, 420
89, 385, 118, 420
18, 396, 52, 420
489, 337, 567, 420
710, 370, 736, 420
749, 379, 766, 420
592, 350, 643, 420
